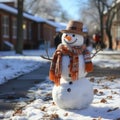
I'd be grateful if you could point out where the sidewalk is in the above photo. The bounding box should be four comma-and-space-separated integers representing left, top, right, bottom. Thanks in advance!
0, 62, 50, 111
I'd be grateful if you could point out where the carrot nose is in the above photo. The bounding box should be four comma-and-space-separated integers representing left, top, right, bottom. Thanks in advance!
64, 35, 72, 41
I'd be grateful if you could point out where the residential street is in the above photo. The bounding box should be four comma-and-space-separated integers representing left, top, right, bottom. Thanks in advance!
0, 51, 120, 120
0, 0, 120, 119
0, 63, 120, 112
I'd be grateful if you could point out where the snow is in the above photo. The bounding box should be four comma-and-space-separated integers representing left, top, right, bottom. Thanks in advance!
0, 49, 120, 120
0, 3, 17, 14
92, 50, 120, 68
4, 41, 14, 50
45, 20, 66, 32
0, 49, 54, 85
0, 3, 44, 22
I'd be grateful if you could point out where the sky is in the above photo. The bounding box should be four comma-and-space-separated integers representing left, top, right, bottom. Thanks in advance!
0, 49, 120, 119
0, 0, 15, 2
57, 0, 88, 20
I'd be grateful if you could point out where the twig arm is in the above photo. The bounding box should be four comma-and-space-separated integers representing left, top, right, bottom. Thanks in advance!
91, 48, 102, 59
40, 55, 52, 61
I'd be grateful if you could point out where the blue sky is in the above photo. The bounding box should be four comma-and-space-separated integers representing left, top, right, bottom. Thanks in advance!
57, 0, 88, 20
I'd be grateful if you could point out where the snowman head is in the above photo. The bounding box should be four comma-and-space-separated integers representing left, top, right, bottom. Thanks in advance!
61, 20, 84, 47
61, 33, 84, 47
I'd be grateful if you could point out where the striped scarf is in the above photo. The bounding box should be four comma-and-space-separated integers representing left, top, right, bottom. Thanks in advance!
49, 44, 93, 86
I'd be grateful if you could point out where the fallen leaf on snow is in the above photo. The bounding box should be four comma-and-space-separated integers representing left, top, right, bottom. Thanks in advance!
100, 98, 107, 103
106, 76, 116, 82
52, 102, 56, 106
94, 89, 98, 94
106, 96, 112, 99
111, 90, 118, 94
50, 113, 59, 119
90, 77, 95, 82
64, 113, 68, 116
40, 106, 46, 111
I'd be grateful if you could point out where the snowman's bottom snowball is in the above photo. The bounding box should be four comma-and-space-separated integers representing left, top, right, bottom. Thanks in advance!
52, 77, 93, 109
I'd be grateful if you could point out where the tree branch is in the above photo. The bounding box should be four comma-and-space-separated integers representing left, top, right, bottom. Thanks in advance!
91, 48, 102, 58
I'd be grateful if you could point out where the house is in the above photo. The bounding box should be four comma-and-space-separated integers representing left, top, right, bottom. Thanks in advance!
103, 0, 120, 50
0, 2, 61, 50
112, 1, 120, 50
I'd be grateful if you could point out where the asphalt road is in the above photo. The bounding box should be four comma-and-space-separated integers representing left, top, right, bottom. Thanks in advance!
87, 65, 120, 78
0, 62, 50, 111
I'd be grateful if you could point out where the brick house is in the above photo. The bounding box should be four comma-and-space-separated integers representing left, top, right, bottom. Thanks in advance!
0, 2, 58, 50
103, 1, 120, 50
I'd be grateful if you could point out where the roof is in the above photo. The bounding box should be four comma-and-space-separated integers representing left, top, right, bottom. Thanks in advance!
44, 20, 67, 31
0, 3, 44, 22
0, 3, 67, 31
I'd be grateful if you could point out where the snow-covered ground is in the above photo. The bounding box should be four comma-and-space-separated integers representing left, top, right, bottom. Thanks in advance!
0, 49, 120, 120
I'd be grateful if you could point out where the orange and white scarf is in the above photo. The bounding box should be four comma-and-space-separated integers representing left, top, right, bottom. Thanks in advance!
49, 44, 93, 86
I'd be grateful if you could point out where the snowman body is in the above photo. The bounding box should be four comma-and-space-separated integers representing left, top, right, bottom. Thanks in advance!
52, 77, 93, 109
51, 32, 93, 109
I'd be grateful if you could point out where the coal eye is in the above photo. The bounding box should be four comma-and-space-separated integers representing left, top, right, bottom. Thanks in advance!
72, 34, 75, 37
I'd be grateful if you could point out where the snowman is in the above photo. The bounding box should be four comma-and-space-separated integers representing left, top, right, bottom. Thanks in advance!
49, 21, 93, 109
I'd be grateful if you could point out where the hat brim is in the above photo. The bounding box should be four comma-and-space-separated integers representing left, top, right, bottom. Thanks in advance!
61, 30, 84, 36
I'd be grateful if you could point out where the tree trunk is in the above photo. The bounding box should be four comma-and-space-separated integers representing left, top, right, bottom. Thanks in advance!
15, 0, 24, 54
98, 14, 106, 49
107, 30, 113, 50
97, 0, 106, 49
109, 36, 113, 50
105, 10, 115, 50
105, 2, 120, 50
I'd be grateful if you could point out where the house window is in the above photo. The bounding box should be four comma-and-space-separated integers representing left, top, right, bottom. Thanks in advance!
38, 24, 41, 41
12, 18, 17, 39
23, 21, 27, 40
28, 22, 32, 40
2, 16, 9, 38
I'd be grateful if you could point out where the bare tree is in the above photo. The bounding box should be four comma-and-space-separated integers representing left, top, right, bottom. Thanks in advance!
80, 2, 100, 35
104, 1, 120, 49
15, 0, 24, 54
91, 0, 107, 48
79, 0, 119, 49
24, 0, 69, 21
